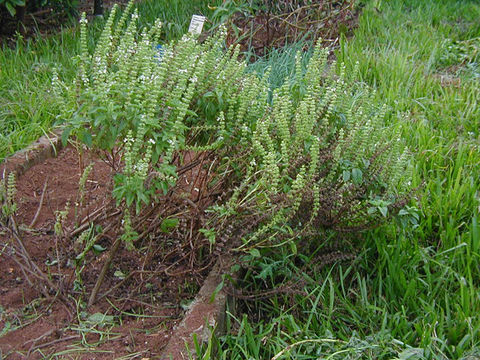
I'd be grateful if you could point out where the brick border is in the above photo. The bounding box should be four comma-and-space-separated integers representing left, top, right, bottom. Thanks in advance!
161, 256, 236, 359
0, 130, 63, 176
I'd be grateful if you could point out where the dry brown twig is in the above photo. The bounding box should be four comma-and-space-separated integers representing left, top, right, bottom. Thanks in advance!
29, 178, 48, 228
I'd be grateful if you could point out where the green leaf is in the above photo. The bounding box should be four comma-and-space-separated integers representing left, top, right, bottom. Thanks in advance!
92, 244, 106, 253
210, 278, 224, 303
257, 263, 274, 280
185, 109, 197, 117
362, 158, 371, 168
352, 168, 363, 185
342, 170, 350, 182
379, 206, 388, 217
249, 248, 261, 258
137, 191, 149, 206
180, 299, 194, 310
160, 181, 169, 195
81, 130, 93, 147
61, 127, 72, 147
86, 313, 115, 327
0, 321, 11, 337
11, 0, 25, 7
126, 193, 134, 207
160, 218, 179, 233
199, 228, 216, 244
397, 348, 424, 360
114, 270, 126, 279
5, 2, 16, 16
290, 241, 297, 255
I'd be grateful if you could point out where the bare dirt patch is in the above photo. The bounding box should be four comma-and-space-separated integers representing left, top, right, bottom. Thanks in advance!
0, 144, 217, 359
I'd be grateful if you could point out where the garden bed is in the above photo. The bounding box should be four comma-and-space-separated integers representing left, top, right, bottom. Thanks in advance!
0, 136, 224, 359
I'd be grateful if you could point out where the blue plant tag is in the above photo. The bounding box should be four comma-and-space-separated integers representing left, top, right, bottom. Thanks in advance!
155, 44, 165, 62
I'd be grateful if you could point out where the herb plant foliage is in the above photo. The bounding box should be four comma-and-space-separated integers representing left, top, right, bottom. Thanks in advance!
56, 1, 414, 254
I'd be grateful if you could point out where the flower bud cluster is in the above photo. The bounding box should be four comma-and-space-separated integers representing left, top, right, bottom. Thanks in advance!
58, 10, 414, 252
224, 37, 414, 250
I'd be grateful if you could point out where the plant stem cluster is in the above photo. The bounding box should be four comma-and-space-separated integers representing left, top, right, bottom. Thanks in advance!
55, 1, 414, 251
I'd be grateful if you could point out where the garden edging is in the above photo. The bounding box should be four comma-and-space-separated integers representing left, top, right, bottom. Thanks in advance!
160, 255, 236, 359
1, 129, 63, 176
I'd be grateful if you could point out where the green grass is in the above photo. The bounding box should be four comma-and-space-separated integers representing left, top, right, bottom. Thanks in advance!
0, 0, 222, 161
0, 29, 79, 159
136, 0, 222, 40
209, 0, 480, 359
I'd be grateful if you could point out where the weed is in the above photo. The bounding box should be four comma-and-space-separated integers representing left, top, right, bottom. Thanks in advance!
0, 172, 17, 219
54, 202, 69, 237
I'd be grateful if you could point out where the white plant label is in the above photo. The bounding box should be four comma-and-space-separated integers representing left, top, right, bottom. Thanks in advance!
188, 15, 206, 35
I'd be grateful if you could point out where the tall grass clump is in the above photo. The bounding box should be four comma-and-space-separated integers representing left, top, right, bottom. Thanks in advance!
0, 30, 78, 160
337, 3, 480, 347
